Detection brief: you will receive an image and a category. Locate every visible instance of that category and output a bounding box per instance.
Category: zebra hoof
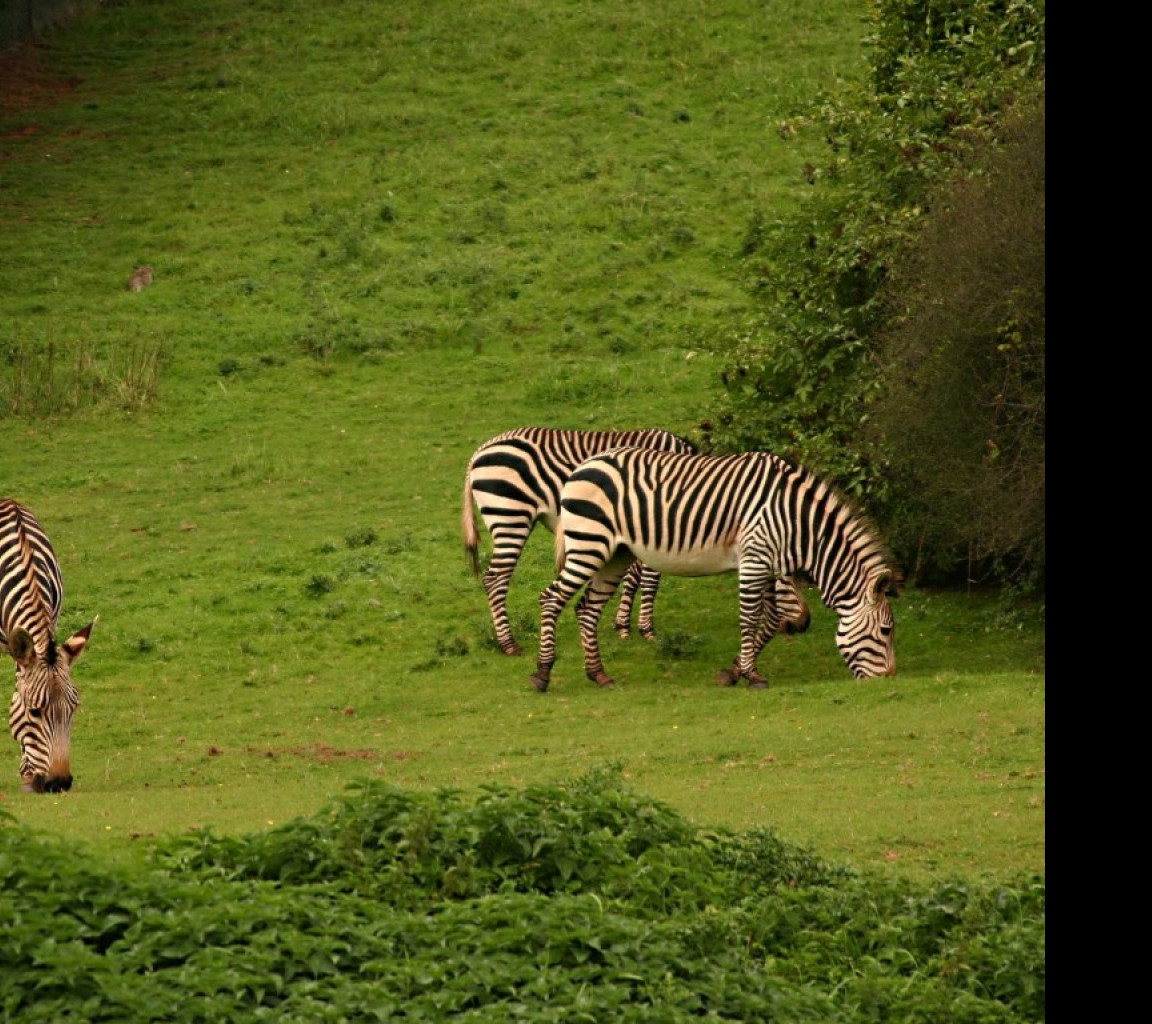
[747,675,770,690]
[715,667,739,687]
[530,672,551,693]
[588,671,615,688]
[640,628,656,642]
[614,625,631,640]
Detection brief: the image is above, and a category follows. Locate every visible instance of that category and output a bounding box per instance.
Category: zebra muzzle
[23,773,73,794]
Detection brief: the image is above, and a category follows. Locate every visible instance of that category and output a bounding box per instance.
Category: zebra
[529,448,899,692]
[462,427,698,656]
[1,498,96,793]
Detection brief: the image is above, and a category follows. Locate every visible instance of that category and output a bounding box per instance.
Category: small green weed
[1,331,164,417]
[435,634,470,658]
[654,629,704,660]
[344,527,377,548]
[304,574,336,597]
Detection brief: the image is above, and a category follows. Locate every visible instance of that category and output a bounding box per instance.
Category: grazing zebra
[1,498,96,793]
[462,427,698,656]
[530,448,899,692]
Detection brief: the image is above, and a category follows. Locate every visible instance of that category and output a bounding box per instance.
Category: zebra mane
[840,507,903,593]
[8,505,55,655]
[792,461,902,593]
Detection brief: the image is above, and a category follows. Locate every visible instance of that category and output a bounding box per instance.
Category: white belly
[626,540,739,577]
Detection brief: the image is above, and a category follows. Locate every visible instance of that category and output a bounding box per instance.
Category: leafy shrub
[870,96,1045,587]
[2,766,1043,1022]
[711,0,1045,585]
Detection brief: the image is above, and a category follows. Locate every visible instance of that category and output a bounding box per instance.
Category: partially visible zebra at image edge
[530,448,900,692]
[462,427,811,657]
[1,498,96,793]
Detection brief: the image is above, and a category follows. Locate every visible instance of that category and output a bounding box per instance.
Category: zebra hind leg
[531,580,575,692]
[577,565,629,687]
[483,568,523,656]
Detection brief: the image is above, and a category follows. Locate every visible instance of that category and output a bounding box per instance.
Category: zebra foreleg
[748,587,785,658]
[716,659,770,689]
[612,562,643,639]
[736,580,808,685]
[635,564,659,641]
[719,570,772,688]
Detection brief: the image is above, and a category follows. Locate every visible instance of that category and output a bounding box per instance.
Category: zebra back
[471,427,695,497]
[462,426,695,573]
[558,447,899,614]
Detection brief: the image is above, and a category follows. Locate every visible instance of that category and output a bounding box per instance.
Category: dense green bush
[711,0,1045,585]
[3,768,1044,1022]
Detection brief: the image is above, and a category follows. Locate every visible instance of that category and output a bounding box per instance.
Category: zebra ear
[870,570,899,601]
[61,617,98,662]
[9,627,36,666]
[871,570,903,600]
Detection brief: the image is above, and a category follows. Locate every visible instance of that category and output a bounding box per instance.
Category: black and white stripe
[462,427,696,655]
[530,449,898,691]
[2,498,95,793]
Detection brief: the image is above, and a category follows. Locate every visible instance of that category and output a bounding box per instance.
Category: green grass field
[1,0,1043,883]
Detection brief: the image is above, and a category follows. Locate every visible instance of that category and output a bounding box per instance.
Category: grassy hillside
[0,0,1043,882]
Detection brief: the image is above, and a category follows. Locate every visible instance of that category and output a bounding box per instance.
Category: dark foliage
[712,0,1045,590]
[871,97,1045,588]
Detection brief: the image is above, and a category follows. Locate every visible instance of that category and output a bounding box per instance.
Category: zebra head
[774,576,812,635]
[6,620,94,794]
[834,570,897,679]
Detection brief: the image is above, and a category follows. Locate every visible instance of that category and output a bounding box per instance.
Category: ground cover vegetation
[3,767,1044,1023]
[1,0,1043,1018]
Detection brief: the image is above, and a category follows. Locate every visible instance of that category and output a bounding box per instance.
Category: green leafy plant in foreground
[2,767,1044,1023]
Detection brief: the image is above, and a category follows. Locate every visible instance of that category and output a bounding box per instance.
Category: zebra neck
[784,517,876,612]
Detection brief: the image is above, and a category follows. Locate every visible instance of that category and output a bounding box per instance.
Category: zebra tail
[554,517,567,574]
[462,470,480,576]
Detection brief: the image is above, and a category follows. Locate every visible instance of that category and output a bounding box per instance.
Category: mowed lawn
[0,0,1043,882]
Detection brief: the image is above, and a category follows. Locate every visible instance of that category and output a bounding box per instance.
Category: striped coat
[462,427,696,655]
[2,499,95,793]
[530,449,899,691]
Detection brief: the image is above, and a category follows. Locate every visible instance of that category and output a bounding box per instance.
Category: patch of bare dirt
[0,43,83,125]
[244,743,423,766]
